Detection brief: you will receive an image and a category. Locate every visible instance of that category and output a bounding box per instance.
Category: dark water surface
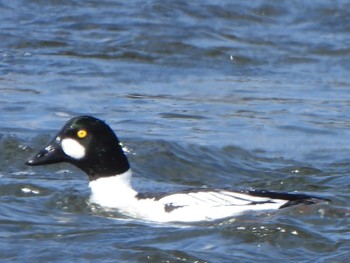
[1,0,349,262]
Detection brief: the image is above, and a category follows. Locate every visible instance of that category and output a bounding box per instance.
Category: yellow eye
[77,129,88,139]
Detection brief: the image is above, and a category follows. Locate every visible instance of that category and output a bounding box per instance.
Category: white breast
[89,170,137,208]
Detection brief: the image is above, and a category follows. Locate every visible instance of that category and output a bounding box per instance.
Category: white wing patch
[133,190,290,222]
[159,190,287,211]
[62,138,86,159]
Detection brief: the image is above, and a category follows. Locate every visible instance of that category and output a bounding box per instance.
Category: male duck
[26,116,328,222]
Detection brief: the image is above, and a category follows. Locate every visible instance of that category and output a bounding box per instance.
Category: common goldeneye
[26,116,328,222]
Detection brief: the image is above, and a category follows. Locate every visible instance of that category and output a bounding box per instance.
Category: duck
[25,116,328,222]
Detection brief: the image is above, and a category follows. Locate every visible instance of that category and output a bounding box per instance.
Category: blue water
[0,1,349,262]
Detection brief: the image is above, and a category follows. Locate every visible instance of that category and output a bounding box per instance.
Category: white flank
[88,169,290,223]
[61,138,86,159]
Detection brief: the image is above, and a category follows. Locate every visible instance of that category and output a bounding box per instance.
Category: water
[0,0,349,262]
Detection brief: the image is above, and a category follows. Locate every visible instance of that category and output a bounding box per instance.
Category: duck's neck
[88,169,137,207]
[73,140,130,181]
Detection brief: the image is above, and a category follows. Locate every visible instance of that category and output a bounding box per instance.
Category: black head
[26,116,130,180]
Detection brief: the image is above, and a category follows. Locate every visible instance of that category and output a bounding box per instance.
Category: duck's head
[26,116,130,180]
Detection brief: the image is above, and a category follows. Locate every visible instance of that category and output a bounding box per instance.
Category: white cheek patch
[61,138,86,159]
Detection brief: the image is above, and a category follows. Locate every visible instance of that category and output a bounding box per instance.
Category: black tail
[244,189,330,209]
